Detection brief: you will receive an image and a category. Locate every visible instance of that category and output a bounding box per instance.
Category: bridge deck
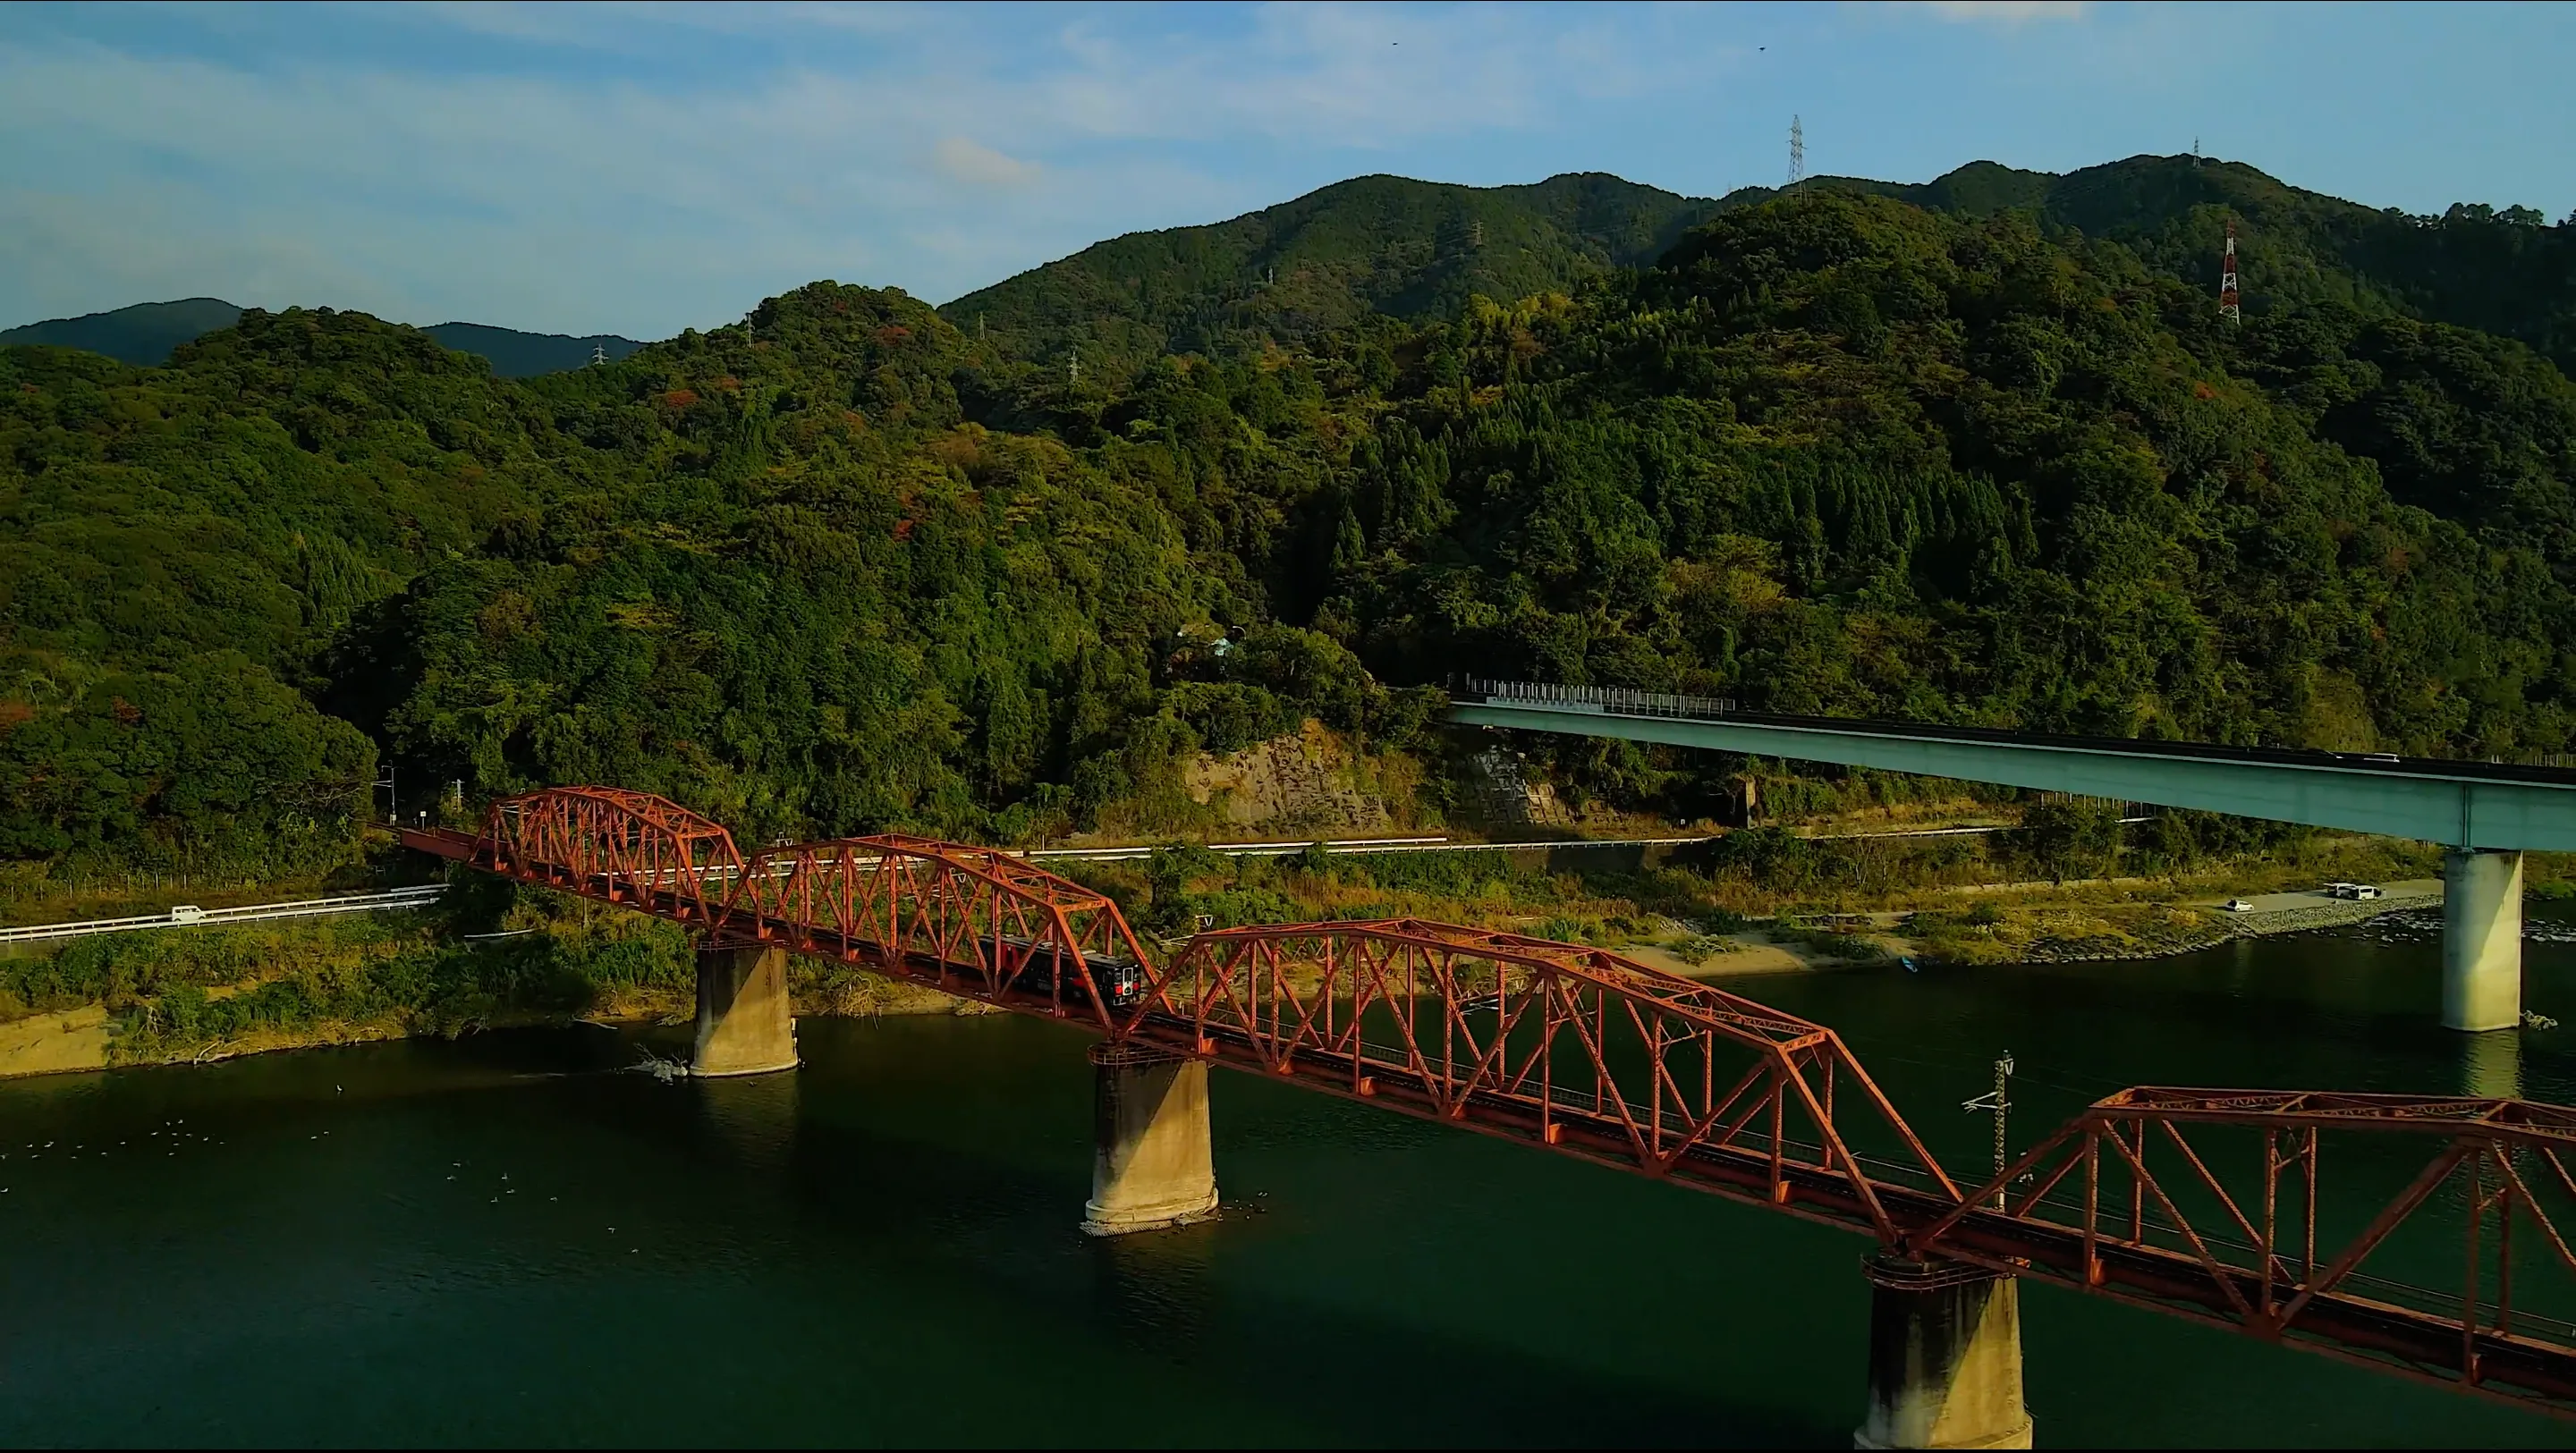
[1451,683,2576,851]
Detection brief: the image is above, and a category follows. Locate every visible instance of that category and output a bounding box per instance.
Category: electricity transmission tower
[2220,220,2241,324]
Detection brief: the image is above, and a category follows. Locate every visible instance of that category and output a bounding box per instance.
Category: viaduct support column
[1082,1042,1218,1236]
[2443,849,2524,1034]
[1854,1254,2032,1450]
[692,942,800,1077]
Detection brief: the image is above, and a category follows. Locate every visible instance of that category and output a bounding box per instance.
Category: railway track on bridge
[400,787,2576,1420]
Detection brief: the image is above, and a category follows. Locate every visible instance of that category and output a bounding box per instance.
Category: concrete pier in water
[2443,849,2525,1033]
[1082,1042,1219,1235]
[1854,1254,2032,1450]
[691,943,801,1077]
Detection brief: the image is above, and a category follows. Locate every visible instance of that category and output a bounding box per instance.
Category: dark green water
[4,908,2574,1448]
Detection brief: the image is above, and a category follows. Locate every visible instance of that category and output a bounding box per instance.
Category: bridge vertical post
[1081,1042,1219,1236]
[692,942,800,1077]
[2442,849,2523,1033]
[1854,1254,2032,1450]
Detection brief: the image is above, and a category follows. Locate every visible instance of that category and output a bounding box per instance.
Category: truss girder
[395,791,2576,1417]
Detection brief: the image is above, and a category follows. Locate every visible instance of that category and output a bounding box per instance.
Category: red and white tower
[2219,220,2241,324]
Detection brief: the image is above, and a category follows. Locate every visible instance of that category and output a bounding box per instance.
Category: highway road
[0,885,446,945]
[2,820,2091,945]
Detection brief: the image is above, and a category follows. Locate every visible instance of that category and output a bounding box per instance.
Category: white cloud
[1919,1,2091,25]
[0,3,1740,334]
[932,136,1041,189]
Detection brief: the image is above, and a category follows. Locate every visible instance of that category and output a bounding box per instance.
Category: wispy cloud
[0,2,1714,334]
[4,1,2567,340]
[1919,1,2090,26]
[933,137,1042,189]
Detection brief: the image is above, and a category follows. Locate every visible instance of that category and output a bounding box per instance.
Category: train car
[984,933,1148,1011]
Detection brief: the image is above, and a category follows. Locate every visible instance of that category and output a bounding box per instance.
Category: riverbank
[0,828,2546,1082]
[0,963,1013,1080]
[1884,879,2446,967]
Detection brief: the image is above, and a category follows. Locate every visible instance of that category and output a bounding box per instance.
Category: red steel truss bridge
[400,786,2576,1418]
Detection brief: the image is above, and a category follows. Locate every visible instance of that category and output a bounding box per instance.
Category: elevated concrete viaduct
[1451,681,2576,1033]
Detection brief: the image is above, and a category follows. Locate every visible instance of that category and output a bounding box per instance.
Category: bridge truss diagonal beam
[398,788,2576,1418]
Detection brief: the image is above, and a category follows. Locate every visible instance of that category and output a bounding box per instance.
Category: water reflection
[0,909,2571,1448]
[2462,1029,2526,1100]
[691,1068,800,1171]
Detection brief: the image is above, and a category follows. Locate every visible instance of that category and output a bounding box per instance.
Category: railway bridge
[402,787,2576,1448]
[1452,680,2576,1035]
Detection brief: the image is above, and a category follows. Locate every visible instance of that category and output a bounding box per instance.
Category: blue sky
[4,1,2571,340]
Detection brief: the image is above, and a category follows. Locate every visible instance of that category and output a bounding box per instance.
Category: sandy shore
[1623,930,1885,980]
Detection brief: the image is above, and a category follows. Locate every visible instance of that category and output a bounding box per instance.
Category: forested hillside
[1719,156,2576,376]
[941,172,1725,380]
[0,291,1419,875]
[953,155,2576,382]
[0,299,245,371]
[1328,198,2573,758]
[6,174,2575,887]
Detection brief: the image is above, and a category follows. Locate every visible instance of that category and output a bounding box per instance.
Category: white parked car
[2224,899,2256,913]
[2352,884,2383,900]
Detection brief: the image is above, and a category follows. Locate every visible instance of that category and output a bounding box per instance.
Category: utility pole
[589,342,606,367]
[2220,219,2241,324]
[1069,346,1080,385]
[1789,114,1805,197]
[374,767,396,824]
[1963,1052,2015,1209]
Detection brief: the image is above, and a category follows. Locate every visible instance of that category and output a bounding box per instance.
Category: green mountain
[2017,155,2576,375]
[5,165,2575,884]
[0,298,242,370]
[952,155,2576,380]
[940,172,1730,378]
[938,164,2071,377]
[416,322,648,377]
[0,299,647,376]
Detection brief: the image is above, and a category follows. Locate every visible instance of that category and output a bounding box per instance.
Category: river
[4,906,2573,1447]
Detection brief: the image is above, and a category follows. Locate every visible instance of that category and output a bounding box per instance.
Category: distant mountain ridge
[945,155,2576,379]
[13,153,2572,386]
[0,299,242,372]
[0,299,648,377]
[939,172,1725,377]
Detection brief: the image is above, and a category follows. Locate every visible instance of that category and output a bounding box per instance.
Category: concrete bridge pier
[1854,1254,2032,1450]
[1082,1042,1219,1236]
[692,942,801,1077]
[2443,849,2524,1034]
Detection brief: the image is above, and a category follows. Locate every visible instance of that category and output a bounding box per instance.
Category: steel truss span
[400,788,2576,1418]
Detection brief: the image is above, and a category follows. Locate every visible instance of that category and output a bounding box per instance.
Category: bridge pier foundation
[2443,849,2523,1033]
[1854,1254,2032,1450]
[1082,1043,1218,1236]
[691,943,800,1077]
